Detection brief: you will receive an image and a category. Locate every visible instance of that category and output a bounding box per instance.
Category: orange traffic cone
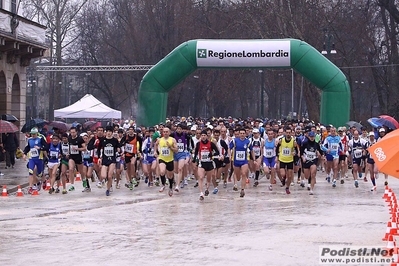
[75,172,82,182]
[391,218,399,236]
[383,186,390,199]
[31,189,39,196]
[386,189,395,202]
[1,185,8,197]
[383,222,393,241]
[16,185,23,197]
[44,179,51,190]
[386,235,396,256]
[392,247,399,265]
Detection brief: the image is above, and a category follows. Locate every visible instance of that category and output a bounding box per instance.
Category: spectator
[2,132,19,169]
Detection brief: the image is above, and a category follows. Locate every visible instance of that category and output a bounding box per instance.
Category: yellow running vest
[158,137,175,162]
[278,137,295,163]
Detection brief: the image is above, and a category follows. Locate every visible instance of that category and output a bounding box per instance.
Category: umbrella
[368,129,399,178]
[0,120,19,133]
[367,117,382,128]
[49,121,71,132]
[83,121,98,130]
[346,121,363,131]
[21,118,48,133]
[376,115,399,129]
[1,114,18,122]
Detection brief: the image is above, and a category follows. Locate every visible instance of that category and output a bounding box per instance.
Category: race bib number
[282,148,291,156]
[148,149,154,157]
[253,147,260,157]
[116,156,120,162]
[200,151,211,162]
[125,144,134,153]
[83,150,91,159]
[49,151,58,158]
[330,143,339,151]
[177,143,185,153]
[93,148,98,158]
[265,149,274,158]
[70,145,79,154]
[104,146,114,157]
[30,148,39,158]
[62,146,69,155]
[354,149,363,158]
[306,152,316,161]
[161,147,170,157]
[236,151,245,161]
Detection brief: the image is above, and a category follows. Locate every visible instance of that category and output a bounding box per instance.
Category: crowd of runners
[22,117,391,200]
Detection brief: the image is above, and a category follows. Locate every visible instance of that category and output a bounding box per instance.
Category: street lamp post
[321,28,337,59]
[259,70,264,118]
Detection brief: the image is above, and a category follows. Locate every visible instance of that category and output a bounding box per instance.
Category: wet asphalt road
[0,172,393,266]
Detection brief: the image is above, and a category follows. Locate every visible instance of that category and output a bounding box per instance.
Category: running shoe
[268,184,273,191]
[355,180,359,188]
[290,181,294,186]
[385,180,388,186]
[205,189,209,196]
[145,176,149,184]
[132,179,138,187]
[110,187,113,192]
[42,181,46,190]
[159,186,165,192]
[300,180,305,188]
[68,185,75,192]
[174,187,180,193]
[223,182,227,188]
[49,187,55,194]
[213,187,218,194]
[246,178,249,184]
[307,184,310,191]
[253,181,259,187]
[327,176,331,183]
[332,179,336,188]
[194,182,199,188]
[297,178,301,184]
[285,187,291,194]
[371,186,377,191]
[149,182,154,187]
[106,190,110,196]
[97,182,103,188]
[183,179,188,186]
[240,189,245,198]
[82,179,87,188]
[345,174,348,178]
[62,189,68,194]
[340,179,344,184]
[180,182,184,189]
[233,184,238,191]
[116,183,121,189]
[272,179,276,184]
[55,188,60,193]
[199,192,204,201]
[309,190,314,195]
[129,182,134,191]
[359,172,363,178]
[36,182,41,191]
[82,187,91,192]
[168,188,173,197]
[28,187,33,194]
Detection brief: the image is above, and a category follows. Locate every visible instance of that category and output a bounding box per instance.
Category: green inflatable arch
[137,39,350,127]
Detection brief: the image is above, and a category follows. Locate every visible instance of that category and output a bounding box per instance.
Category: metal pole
[291,69,294,117]
[259,70,264,118]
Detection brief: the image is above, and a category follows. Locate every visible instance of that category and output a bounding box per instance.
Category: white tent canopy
[54,94,122,119]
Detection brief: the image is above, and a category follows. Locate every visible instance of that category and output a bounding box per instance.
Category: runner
[321,127,343,187]
[300,131,322,195]
[67,127,86,192]
[219,126,232,188]
[377,127,389,185]
[97,126,121,196]
[154,127,178,196]
[47,134,61,194]
[173,124,192,192]
[191,128,202,188]
[249,128,263,188]
[59,133,70,194]
[23,127,48,194]
[211,129,229,194]
[81,132,93,192]
[276,126,296,194]
[142,127,157,187]
[337,127,349,183]
[347,130,367,188]
[365,131,377,191]
[122,126,142,189]
[262,128,278,191]
[229,128,252,197]
[193,130,221,200]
